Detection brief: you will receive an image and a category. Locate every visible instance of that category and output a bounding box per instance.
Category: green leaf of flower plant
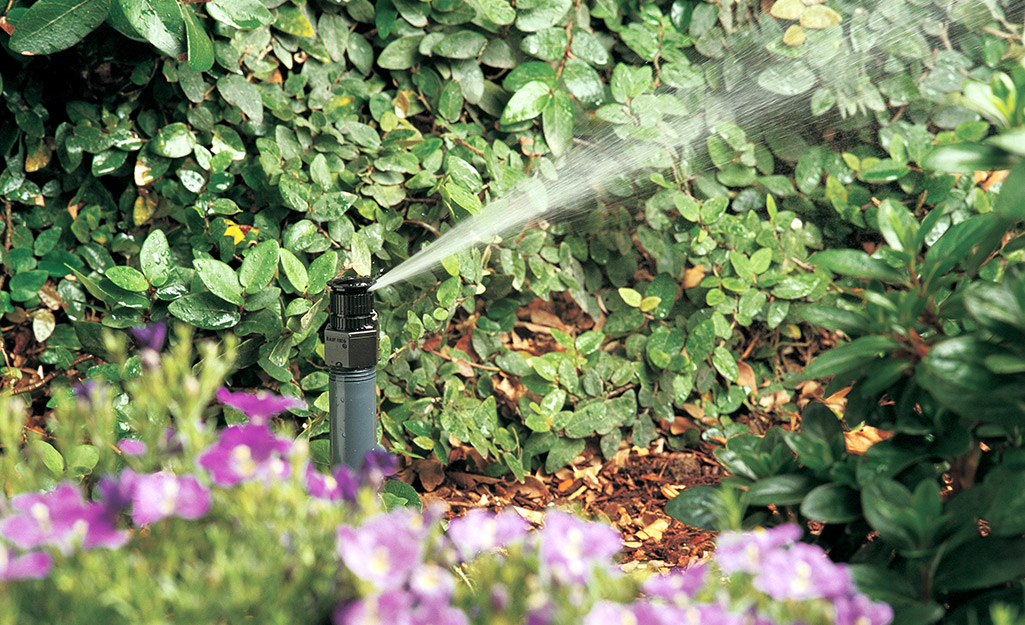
[809,249,904,284]
[542,90,573,157]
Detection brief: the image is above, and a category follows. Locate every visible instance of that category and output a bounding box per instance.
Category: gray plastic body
[329,366,378,468]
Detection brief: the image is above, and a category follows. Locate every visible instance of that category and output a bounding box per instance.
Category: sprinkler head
[325,278,378,370]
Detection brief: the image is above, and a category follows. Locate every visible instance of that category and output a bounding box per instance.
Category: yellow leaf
[25,140,51,172]
[135,159,154,186]
[800,5,842,29]
[224,222,247,245]
[783,24,806,46]
[639,296,661,312]
[134,195,156,226]
[770,0,806,20]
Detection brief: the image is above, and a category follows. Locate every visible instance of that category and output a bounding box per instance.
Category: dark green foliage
[668,62,1025,625]
[0,0,1017,484]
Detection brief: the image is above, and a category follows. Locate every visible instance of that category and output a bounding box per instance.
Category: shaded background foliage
[0,0,1018,479]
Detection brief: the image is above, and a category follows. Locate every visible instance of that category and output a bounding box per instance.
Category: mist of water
[371,0,999,292]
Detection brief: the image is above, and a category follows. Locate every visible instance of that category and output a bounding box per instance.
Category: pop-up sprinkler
[324,278,379,468]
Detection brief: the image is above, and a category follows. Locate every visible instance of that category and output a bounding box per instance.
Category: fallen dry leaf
[736,360,756,389]
[683,265,706,289]
[411,457,446,492]
[845,426,892,454]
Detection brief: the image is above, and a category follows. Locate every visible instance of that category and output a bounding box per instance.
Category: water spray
[324,278,379,468]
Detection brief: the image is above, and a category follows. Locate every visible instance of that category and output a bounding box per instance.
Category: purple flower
[411,600,469,625]
[98,470,138,518]
[584,601,636,625]
[198,424,292,486]
[334,590,415,625]
[0,546,51,581]
[131,471,211,525]
[447,508,530,561]
[359,449,398,489]
[72,378,106,409]
[336,509,426,590]
[643,562,708,603]
[131,321,167,352]
[305,463,359,502]
[633,601,688,625]
[118,439,147,456]
[217,387,306,425]
[409,564,456,602]
[0,483,128,554]
[834,593,894,625]
[754,542,851,601]
[538,510,622,585]
[715,524,802,575]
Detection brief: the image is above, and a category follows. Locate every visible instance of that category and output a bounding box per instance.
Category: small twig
[423,348,500,372]
[452,136,485,158]
[406,219,441,236]
[12,355,94,395]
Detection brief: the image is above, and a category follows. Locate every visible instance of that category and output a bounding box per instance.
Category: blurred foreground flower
[198,424,292,486]
[306,463,359,502]
[130,471,211,525]
[447,508,529,561]
[0,483,128,554]
[0,545,51,581]
[130,321,167,352]
[337,508,426,591]
[538,510,622,585]
[217,387,306,425]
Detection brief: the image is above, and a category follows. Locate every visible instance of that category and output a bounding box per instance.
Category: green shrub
[669,55,1025,625]
[0,0,1016,479]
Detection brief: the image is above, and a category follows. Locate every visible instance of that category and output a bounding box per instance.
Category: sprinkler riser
[325,278,379,468]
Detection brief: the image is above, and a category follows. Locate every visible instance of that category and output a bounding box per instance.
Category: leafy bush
[0,0,1017,478]
[669,55,1025,625]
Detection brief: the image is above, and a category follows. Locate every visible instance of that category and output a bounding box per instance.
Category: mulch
[397,437,722,572]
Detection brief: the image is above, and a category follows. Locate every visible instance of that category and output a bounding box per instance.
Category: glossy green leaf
[207,0,273,29]
[542,90,573,157]
[168,293,241,330]
[665,485,722,530]
[434,30,487,58]
[516,0,571,32]
[274,4,315,36]
[744,474,817,506]
[105,266,149,292]
[113,0,185,58]
[150,123,195,158]
[193,258,244,306]
[9,0,110,55]
[217,75,263,125]
[803,335,900,379]
[240,240,279,292]
[378,35,423,69]
[801,483,861,523]
[810,249,904,284]
[139,228,170,287]
[500,81,551,124]
[278,248,309,293]
[180,3,213,72]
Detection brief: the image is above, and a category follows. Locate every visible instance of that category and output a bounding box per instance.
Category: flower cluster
[0,385,379,589]
[335,507,469,625]
[590,524,893,625]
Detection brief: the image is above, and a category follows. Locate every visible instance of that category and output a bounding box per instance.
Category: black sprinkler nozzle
[325,278,379,468]
[325,278,378,370]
